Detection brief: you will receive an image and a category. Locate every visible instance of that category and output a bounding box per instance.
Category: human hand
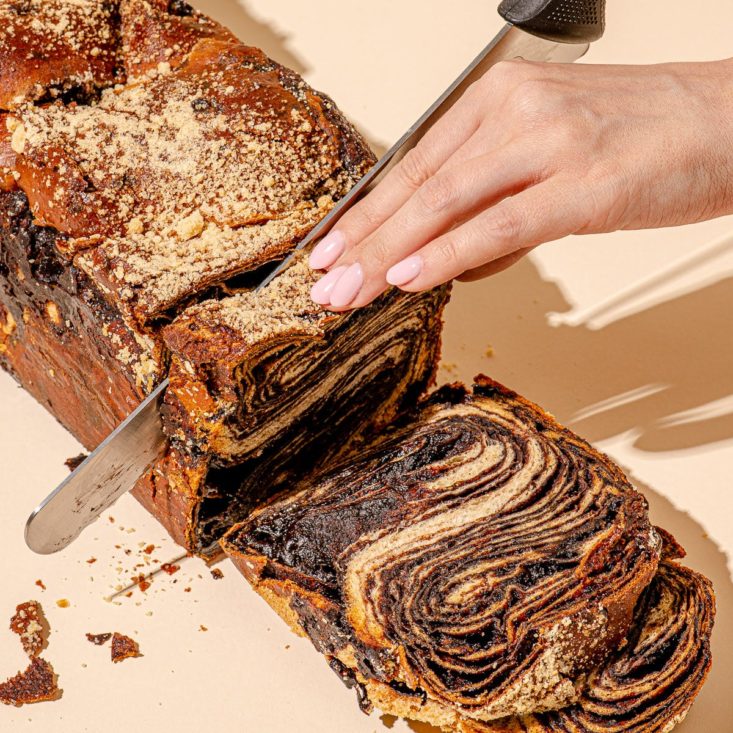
[308,58,733,310]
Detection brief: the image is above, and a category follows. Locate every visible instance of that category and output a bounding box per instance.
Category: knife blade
[25,25,589,554]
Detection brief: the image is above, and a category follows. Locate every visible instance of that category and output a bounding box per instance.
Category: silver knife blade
[25,25,589,554]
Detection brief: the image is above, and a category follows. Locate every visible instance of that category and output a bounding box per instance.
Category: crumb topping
[0,0,121,110]
[12,39,363,321]
[17,40,346,245]
[164,254,338,359]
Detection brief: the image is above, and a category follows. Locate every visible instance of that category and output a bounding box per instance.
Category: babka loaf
[0,0,450,552]
[223,377,672,727]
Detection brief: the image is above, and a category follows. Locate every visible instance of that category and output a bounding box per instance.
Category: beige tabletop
[2,1,732,731]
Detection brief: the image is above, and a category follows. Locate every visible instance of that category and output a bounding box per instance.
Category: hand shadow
[441,252,733,452]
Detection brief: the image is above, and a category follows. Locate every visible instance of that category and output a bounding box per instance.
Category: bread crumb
[175,209,204,241]
[111,633,141,663]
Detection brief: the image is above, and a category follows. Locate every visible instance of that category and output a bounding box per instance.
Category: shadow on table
[441,244,733,453]
[204,0,308,74]
[202,0,389,158]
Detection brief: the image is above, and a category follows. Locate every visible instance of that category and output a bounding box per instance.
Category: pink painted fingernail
[310,265,348,305]
[329,263,364,308]
[309,230,346,270]
[386,255,423,286]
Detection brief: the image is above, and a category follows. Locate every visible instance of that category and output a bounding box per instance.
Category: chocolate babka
[1,3,715,729]
[223,378,715,730]
[0,0,449,552]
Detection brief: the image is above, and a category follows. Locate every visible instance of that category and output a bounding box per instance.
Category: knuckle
[365,237,394,269]
[416,173,458,214]
[345,197,381,233]
[398,147,433,191]
[507,79,568,132]
[485,60,531,90]
[483,206,523,246]
[434,234,461,266]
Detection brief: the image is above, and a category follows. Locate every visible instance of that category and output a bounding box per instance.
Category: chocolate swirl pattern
[223,378,662,726]
[161,257,450,547]
[467,543,715,733]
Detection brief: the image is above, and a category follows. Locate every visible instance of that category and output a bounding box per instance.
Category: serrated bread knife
[25,0,606,554]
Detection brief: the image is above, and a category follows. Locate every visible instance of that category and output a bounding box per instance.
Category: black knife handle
[498,0,606,44]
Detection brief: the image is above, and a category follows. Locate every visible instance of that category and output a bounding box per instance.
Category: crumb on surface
[86,633,112,646]
[55,599,69,609]
[10,601,48,657]
[64,453,88,471]
[34,580,46,591]
[111,633,141,663]
[0,658,60,707]
[161,563,180,575]
[210,568,224,580]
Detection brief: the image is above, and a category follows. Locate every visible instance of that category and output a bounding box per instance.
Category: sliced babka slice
[145,257,450,551]
[464,533,715,733]
[222,377,661,727]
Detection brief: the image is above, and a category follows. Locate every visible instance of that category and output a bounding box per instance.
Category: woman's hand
[308,58,733,309]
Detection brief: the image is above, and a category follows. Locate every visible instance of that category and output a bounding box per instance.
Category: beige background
[2,1,732,731]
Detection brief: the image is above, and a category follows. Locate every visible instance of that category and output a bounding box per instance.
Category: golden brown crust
[120,0,236,82]
[10,37,374,323]
[0,0,122,111]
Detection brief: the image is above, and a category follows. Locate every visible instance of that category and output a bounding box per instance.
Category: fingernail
[310,266,348,305]
[329,263,364,308]
[386,255,423,286]
[309,230,345,270]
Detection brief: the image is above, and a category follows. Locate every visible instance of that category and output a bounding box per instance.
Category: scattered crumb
[34,580,46,592]
[85,633,112,647]
[10,602,48,657]
[199,625,208,632]
[485,345,495,358]
[210,569,224,580]
[64,453,88,472]
[132,574,151,593]
[143,544,155,555]
[111,633,141,663]
[0,658,60,707]
[161,563,180,575]
[184,587,191,593]
[86,558,97,565]
[55,600,69,609]
[108,517,115,523]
